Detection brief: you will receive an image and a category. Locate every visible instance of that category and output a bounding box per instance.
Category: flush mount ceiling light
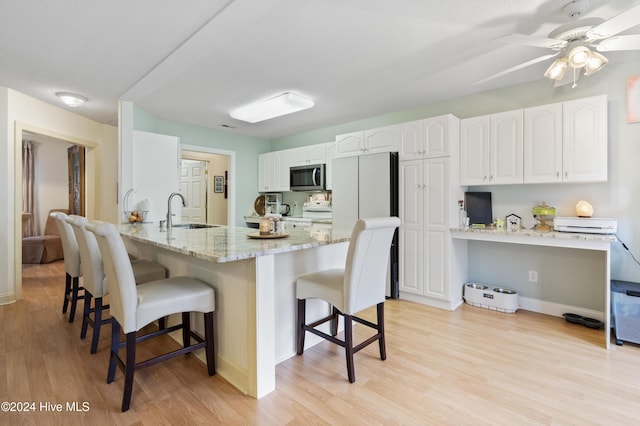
[229,92,314,123]
[56,92,88,108]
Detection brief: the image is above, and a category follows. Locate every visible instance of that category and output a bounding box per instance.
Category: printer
[553,217,617,234]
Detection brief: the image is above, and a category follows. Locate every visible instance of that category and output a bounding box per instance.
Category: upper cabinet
[460,109,523,185]
[399,115,457,161]
[524,95,607,184]
[561,95,608,183]
[335,124,399,157]
[463,95,607,186]
[291,144,326,165]
[258,150,292,192]
[325,142,337,190]
[523,102,562,183]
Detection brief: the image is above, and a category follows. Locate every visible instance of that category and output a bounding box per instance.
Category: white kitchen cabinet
[335,124,399,158]
[562,95,607,182]
[399,158,453,302]
[292,144,326,165]
[524,102,563,183]
[258,150,291,192]
[399,115,458,161]
[524,95,607,183]
[460,110,523,185]
[335,131,364,157]
[325,142,336,190]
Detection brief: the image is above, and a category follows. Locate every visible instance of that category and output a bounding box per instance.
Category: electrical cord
[616,234,640,267]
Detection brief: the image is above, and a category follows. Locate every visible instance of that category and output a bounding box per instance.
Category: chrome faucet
[166,192,187,230]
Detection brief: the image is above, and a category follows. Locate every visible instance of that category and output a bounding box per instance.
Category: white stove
[302,200,332,220]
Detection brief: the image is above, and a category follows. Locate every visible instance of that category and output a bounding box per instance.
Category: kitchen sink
[172,223,219,229]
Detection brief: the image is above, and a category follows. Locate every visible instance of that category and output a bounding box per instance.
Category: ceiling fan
[477,0,640,87]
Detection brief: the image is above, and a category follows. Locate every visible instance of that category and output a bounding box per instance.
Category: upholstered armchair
[22,208,68,264]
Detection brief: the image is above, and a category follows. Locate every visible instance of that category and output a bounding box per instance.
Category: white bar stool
[86,220,216,412]
[296,217,400,383]
[50,211,83,322]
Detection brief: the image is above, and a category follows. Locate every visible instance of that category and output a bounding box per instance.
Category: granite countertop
[450,227,617,243]
[118,223,350,263]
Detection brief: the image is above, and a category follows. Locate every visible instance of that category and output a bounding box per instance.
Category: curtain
[22,139,39,236]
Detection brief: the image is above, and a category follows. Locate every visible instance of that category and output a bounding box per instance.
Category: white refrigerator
[332,152,399,298]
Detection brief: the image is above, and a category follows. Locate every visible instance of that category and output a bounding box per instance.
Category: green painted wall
[133,105,271,227]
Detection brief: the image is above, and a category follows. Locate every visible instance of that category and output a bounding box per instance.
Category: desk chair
[66,216,168,354]
[50,211,83,322]
[296,217,400,383]
[86,221,216,412]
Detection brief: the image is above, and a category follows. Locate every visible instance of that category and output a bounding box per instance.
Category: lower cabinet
[399,158,465,310]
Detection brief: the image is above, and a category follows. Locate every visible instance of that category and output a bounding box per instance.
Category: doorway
[181,147,231,226]
[15,123,99,300]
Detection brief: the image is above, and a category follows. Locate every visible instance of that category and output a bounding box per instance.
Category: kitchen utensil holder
[463,283,519,313]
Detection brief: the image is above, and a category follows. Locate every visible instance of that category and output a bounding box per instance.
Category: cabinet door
[490,110,523,184]
[423,115,451,158]
[258,153,271,192]
[335,131,364,157]
[562,95,607,182]
[275,149,292,191]
[424,158,448,229]
[398,120,423,161]
[325,142,336,190]
[424,158,448,300]
[424,229,448,300]
[399,160,424,295]
[364,125,399,154]
[460,116,490,185]
[524,103,562,183]
[293,145,326,165]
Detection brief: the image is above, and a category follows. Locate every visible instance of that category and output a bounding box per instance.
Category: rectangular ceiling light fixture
[230,92,314,123]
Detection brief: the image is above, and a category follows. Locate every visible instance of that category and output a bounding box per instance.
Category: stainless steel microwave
[290,164,325,191]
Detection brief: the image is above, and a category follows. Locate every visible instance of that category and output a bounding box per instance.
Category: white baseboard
[518,296,604,321]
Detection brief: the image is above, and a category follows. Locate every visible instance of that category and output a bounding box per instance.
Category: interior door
[180,159,207,223]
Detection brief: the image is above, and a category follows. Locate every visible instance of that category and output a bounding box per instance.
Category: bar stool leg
[121,332,137,412]
[91,297,104,354]
[62,273,71,314]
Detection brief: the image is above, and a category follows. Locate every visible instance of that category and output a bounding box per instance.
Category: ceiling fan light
[230,92,314,123]
[544,58,568,80]
[568,46,591,68]
[584,51,608,76]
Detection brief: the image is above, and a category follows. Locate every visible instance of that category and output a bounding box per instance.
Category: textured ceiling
[1,0,638,139]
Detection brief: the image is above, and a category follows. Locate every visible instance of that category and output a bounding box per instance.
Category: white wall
[1,88,118,304]
[33,139,70,230]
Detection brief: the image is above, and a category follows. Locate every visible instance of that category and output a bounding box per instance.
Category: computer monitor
[465,191,493,226]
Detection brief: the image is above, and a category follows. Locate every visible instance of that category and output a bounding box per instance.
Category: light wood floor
[2,261,640,425]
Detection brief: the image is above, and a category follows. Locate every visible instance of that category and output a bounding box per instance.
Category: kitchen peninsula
[118,223,352,398]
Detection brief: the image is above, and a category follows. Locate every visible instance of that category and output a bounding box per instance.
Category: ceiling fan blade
[596,34,640,51]
[587,3,640,39]
[493,33,567,49]
[475,53,560,85]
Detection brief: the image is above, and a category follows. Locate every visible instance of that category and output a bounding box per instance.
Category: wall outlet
[528,270,538,283]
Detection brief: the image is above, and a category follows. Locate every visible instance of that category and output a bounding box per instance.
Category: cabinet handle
[565,171,568,178]
[556,172,560,178]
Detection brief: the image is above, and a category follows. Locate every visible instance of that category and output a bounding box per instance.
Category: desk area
[451,228,616,349]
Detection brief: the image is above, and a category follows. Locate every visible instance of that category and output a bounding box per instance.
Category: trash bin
[611,280,640,346]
